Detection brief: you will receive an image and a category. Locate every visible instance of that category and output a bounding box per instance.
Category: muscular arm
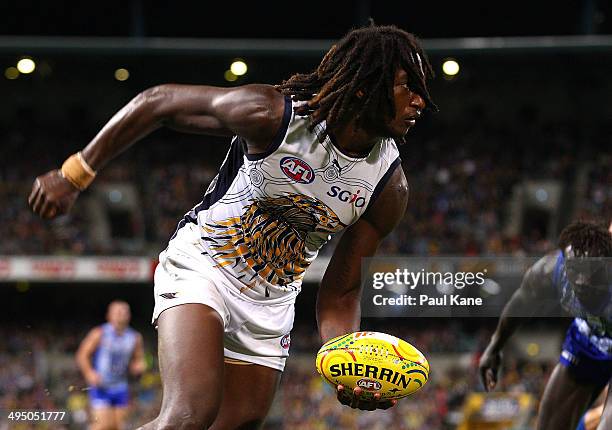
[29,84,285,218]
[480,254,558,390]
[82,84,286,170]
[75,326,103,386]
[317,164,409,342]
[487,256,557,352]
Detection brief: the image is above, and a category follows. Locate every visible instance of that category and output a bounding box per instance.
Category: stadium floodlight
[4,66,19,79]
[114,68,130,81]
[442,59,460,76]
[230,59,247,76]
[224,69,238,82]
[16,57,35,74]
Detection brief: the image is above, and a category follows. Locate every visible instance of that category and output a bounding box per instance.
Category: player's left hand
[336,384,397,411]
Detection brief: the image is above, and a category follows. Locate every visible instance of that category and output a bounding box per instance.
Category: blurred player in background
[479,220,612,430]
[29,23,436,429]
[76,300,146,430]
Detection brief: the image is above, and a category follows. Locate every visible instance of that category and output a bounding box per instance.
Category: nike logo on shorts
[159,292,179,299]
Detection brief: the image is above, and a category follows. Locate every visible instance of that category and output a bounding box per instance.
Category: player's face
[386,69,426,141]
[564,247,612,314]
[107,302,131,328]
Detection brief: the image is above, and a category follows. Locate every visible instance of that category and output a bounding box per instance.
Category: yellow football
[315,331,429,400]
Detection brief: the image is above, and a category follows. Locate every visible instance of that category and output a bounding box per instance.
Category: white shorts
[152,223,295,371]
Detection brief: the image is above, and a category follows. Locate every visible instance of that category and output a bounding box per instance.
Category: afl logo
[356,378,382,391]
[280,157,315,184]
[280,334,291,349]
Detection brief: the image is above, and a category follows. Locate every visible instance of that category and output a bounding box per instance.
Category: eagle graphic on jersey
[202,193,345,289]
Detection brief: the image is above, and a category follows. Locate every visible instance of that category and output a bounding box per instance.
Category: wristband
[60,152,96,191]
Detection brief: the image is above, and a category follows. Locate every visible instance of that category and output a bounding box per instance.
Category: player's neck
[330,124,380,158]
[110,323,127,334]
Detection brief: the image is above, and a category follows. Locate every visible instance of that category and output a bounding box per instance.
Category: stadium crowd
[0,324,161,429]
[276,353,552,430]
[0,321,559,429]
[2,114,609,257]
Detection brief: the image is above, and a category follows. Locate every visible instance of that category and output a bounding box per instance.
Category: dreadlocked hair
[558,220,612,257]
[276,24,437,142]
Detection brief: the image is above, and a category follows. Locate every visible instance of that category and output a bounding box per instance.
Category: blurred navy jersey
[93,323,137,390]
[553,251,612,385]
[560,319,612,386]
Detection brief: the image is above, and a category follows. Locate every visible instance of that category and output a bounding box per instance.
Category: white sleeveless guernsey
[173,96,401,303]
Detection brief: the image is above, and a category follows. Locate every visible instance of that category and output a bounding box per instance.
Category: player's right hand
[85,370,102,387]
[28,170,80,219]
[336,384,397,411]
[478,347,502,392]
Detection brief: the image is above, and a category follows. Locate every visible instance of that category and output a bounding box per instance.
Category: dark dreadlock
[276,24,437,142]
[558,220,612,257]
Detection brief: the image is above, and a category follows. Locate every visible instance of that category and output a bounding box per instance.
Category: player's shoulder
[532,250,560,272]
[127,326,143,338]
[388,161,408,196]
[361,162,408,236]
[86,325,105,342]
[375,158,408,209]
[527,250,560,285]
[229,84,288,139]
[232,84,286,110]
[98,323,111,334]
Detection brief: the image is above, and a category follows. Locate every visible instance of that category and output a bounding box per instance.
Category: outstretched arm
[28,84,285,218]
[317,164,408,342]
[81,84,286,170]
[479,255,557,391]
